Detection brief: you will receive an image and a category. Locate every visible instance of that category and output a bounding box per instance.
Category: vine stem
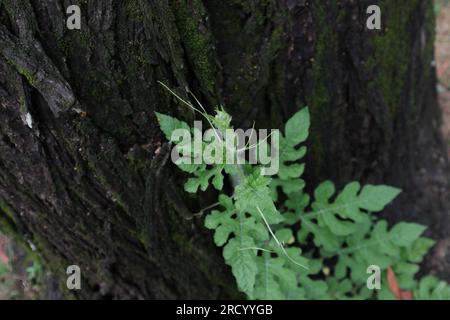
[160,82,308,271]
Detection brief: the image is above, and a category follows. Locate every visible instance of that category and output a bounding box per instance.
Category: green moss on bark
[171,0,217,95]
[308,0,338,176]
[367,0,420,114]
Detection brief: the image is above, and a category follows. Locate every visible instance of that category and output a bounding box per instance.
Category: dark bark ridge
[0,0,448,299]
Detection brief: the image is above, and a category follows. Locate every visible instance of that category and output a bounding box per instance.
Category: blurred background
[0,0,449,300]
[436,0,450,159]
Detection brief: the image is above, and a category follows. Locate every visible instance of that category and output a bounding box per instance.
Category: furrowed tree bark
[0,0,448,299]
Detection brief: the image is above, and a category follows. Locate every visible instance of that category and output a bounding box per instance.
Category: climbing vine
[156,85,450,300]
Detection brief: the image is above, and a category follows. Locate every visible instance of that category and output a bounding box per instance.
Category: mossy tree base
[0,0,448,299]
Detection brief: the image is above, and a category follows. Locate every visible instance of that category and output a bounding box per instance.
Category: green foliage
[25,261,43,281]
[155,111,226,192]
[155,112,190,141]
[270,108,309,199]
[156,99,450,300]
[0,263,8,277]
[414,276,450,299]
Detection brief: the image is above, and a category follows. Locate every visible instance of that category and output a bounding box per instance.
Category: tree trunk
[0,0,448,299]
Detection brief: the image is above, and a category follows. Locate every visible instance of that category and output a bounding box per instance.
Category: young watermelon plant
[155,84,450,300]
